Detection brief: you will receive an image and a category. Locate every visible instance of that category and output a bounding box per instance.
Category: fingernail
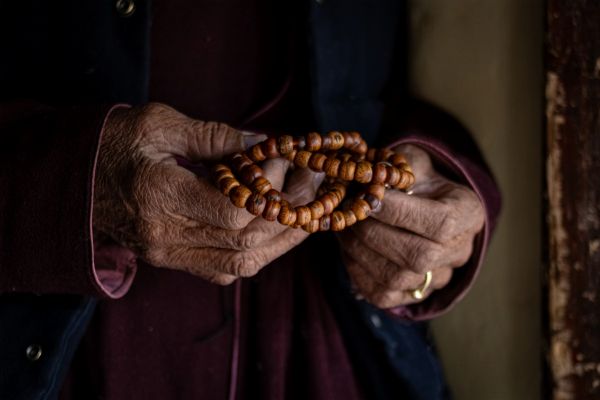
[242,132,268,148]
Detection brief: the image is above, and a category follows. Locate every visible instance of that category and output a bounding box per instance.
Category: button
[25,344,42,361]
[115,0,136,17]
[370,313,382,328]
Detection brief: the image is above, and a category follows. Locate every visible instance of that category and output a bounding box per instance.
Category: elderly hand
[338,144,485,309]
[93,103,319,285]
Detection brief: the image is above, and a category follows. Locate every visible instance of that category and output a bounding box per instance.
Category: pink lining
[89,104,138,299]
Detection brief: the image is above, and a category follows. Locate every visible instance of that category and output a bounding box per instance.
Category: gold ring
[411,271,433,300]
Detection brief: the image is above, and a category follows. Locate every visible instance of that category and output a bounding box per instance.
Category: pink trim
[228,279,242,400]
[89,104,138,299]
[386,136,491,320]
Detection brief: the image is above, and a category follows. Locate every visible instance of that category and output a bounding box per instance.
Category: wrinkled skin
[338,144,485,309]
[94,103,484,306]
[93,103,320,285]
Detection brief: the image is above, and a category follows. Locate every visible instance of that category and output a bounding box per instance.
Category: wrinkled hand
[339,144,485,308]
[94,103,319,284]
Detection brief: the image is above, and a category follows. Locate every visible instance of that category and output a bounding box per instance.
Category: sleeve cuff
[89,104,137,299]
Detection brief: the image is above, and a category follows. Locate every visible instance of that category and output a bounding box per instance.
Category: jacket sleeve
[0,101,136,298]
[380,99,502,320]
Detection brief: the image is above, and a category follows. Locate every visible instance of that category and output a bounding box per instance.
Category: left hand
[338,144,485,309]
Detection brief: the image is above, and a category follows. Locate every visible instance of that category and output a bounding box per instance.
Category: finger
[352,219,443,275]
[148,163,257,230]
[137,103,267,161]
[367,267,454,309]
[371,189,454,242]
[340,231,427,290]
[283,167,325,205]
[153,227,309,279]
[373,181,485,244]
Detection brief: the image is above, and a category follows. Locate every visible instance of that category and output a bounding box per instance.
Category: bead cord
[212,131,414,232]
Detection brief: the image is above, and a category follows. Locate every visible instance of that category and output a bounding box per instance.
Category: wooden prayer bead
[219,177,240,196]
[350,131,361,144]
[294,136,306,150]
[354,161,373,183]
[241,164,263,185]
[366,184,385,200]
[262,137,280,158]
[343,210,357,227]
[295,206,312,226]
[386,166,401,186]
[330,211,346,231]
[351,199,371,221]
[263,200,281,221]
[354,140,368,155]
[250,177,272,195]
[372,163,388,184]
[230,185,252,208]
[390,153,407,166]
[265,189,282,202]
[396,171,414,189]
[308,201,325,220]
[342,132,357,148]
[294,151,312,168]
[318,215,331,231]
[320,194,336,215]
[277,202,295,225]
[323,157,341,178]
[249,144,267,162]
[308,153,327,172]
[376,149,394,162]
[302,219,320,233]
[339,161,356,181]
[306,132,322,151]
[363,193,380,211]
[213,164,230,174]
[366,148,376,162]
[277,135,294,155]
[246,193,266,216]
[339,153,352,162]
[321,134,332,149]
[215,168,234,183]
[325,131,344,150]
[231,154,253,172]
[286,149,297,163]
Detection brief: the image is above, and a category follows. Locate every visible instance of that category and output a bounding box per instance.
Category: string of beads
[211,131,414,233]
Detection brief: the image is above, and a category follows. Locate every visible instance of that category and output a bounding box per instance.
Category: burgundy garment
[63,1,363,399]
[0,101,135,297]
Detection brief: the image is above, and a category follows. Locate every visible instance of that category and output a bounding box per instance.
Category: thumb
[283,168,325,206]
[185,122,267,161]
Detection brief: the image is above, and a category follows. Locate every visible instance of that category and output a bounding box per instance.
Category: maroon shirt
[0,1,500,399]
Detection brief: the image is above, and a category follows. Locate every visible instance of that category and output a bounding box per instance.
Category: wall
[408,1,543,399]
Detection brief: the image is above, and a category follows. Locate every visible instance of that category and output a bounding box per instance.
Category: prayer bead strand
[212,131,414,232]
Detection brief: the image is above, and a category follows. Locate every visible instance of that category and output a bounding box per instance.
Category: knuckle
[237,231,262,251]
[371,291,394,309]
[436,207,458,242]
[227,253,261,278]
[210,274,237,286]
[410,243,439,274]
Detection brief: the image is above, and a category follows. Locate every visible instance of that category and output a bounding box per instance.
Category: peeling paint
[589,239,600,256]
[546,71,575,398]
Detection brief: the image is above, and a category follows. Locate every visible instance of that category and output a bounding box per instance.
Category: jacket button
[25,344,43,361]
[115,0,136,17]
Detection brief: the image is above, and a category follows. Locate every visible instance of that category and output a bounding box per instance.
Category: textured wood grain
[546,2,600,398]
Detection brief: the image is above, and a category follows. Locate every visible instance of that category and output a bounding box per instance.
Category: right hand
[93,103,319,284]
